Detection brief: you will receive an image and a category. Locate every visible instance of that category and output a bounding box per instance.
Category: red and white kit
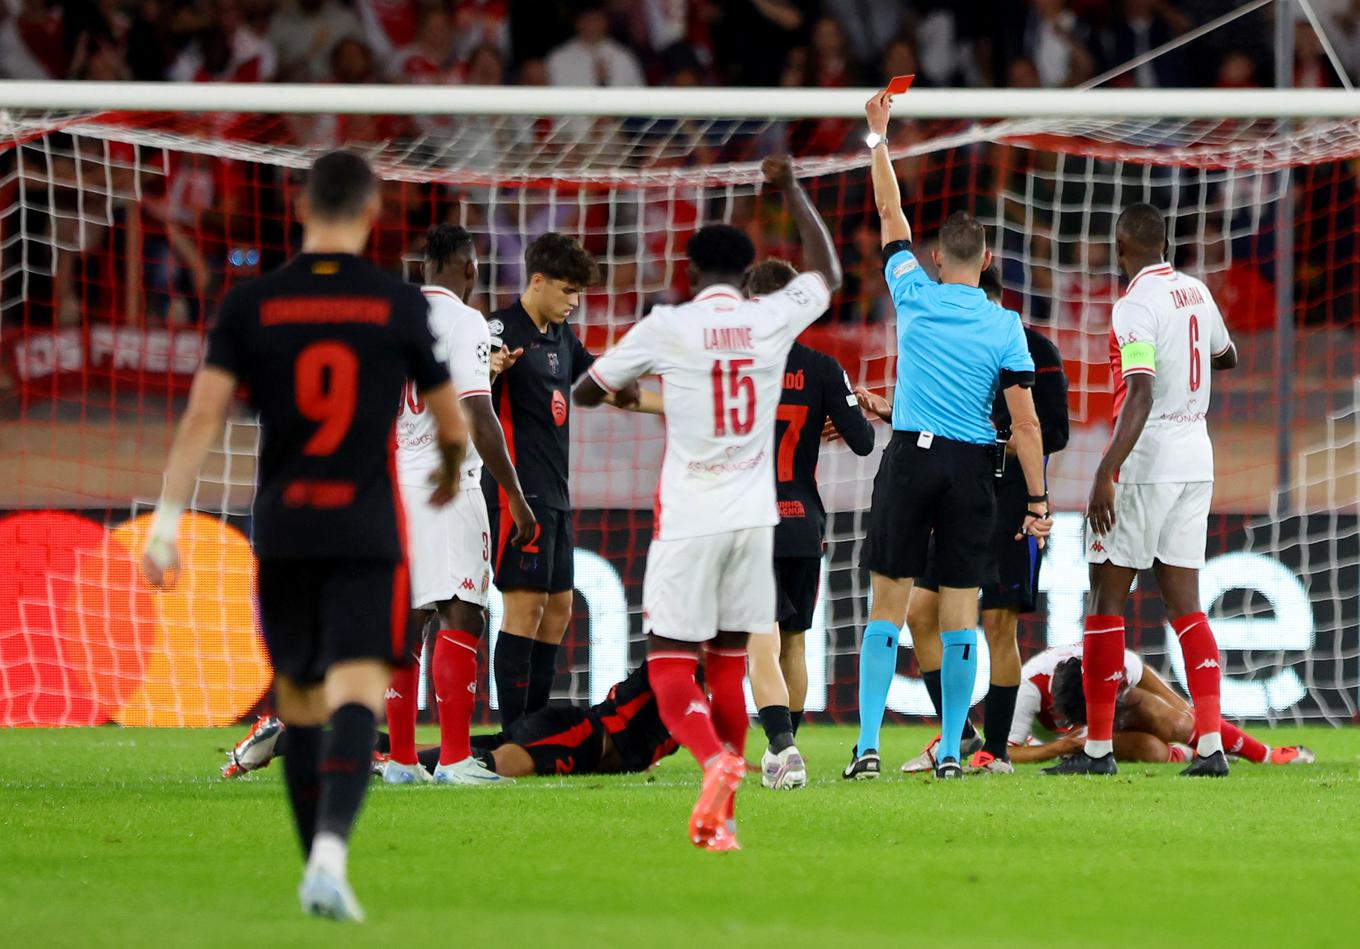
[1008,644,1144,745]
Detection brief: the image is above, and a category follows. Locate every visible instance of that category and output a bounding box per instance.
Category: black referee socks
[983,684,1019,760]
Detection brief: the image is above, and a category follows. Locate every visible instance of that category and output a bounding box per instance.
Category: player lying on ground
[386,223,536,788]
[141,150,469,923]
[224,664,680,780]
[742,258,875,790]
[867,265,1069,776]
[1053,203,1239,778]
[573,154,842,850]
[995,646,1315,766]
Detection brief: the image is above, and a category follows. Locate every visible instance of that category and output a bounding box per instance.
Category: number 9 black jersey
[203,253,450,562]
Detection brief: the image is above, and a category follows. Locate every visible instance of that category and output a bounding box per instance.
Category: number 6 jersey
[587,274,830,541]
[1109,263,1233,484]
[203,253,449,561]
[395,286,492,487]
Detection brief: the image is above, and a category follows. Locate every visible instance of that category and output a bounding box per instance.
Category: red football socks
[704,648,749,758]
[1082,614,1126,748]
[434,629,480,765]
[648,653,723,766]
[1173,612,1223,751]
[1210,720,1268,764]
[385,661,420,766]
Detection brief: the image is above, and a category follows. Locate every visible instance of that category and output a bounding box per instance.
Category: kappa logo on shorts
[460,578,476,591]
[1090,540,1106,553]
[892,257,919,279]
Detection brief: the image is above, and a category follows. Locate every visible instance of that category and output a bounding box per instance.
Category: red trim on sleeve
[1121,367,1156,377]
[458,388,492,399]
[588,365,620,393]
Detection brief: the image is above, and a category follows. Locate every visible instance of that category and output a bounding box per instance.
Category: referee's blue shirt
[885,242,1034,445]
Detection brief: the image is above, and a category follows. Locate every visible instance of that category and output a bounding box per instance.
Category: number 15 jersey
[1110,264,1232,484]
[588,274,831,541]
[204,253,449,562]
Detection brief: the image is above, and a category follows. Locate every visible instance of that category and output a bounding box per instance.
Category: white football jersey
[395,286,492,486]
[589,273,831,541]
[1008,645,1144,745]
[1109,264,1232,483]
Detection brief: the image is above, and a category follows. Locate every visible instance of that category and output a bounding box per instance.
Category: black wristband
[1027,509,1049,520]
[1027,493,1049,504]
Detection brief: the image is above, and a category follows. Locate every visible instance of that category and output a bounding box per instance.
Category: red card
[886,74,915,95]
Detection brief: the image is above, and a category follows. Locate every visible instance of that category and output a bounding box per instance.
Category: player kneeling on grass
[742,259,874,790]
[225,664,682,780]
[386,224,536,788]
[573,155,842,851]
[1000,646,1314,766]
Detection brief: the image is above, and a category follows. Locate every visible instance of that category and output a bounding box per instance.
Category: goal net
[1,86,1355,727]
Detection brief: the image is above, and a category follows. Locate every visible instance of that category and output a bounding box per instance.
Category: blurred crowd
[3,0,1355,92]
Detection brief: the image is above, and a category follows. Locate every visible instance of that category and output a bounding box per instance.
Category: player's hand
[613,379,642,410]
[490,346,523,379]
[821,417,840,442]
[508,496,538,548]
[1017,510,1052,549]
[1087,473,1117,536]
[428,466,462,507]
[761,154,796,190]
[1057,731,1085,753]
[865,89,893,136]
[140,540,181,591]
[854,386,891,421]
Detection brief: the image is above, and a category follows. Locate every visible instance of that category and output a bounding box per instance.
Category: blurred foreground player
[1050,203,1238,777]
[742,259,874,789]
[386,225,535,787]
[898,265,1069,775]
[142,151,468,922]
[574,154,842,850]
[1006,646,1314,767]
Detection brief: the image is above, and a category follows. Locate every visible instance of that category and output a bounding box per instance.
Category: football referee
[845,89,1054,781]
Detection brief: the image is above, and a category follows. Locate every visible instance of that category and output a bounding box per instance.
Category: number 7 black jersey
[774,342,875,557]
[203,253,450,561]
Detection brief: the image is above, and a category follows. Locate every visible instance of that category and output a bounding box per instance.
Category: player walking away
[140,151,468,922]
[848,88,1053,782]
[1004,646,1315,767]
[896,265,1070,775]
[741,258,874,790]
[384,224,536,788]
[573,155,842,850]
[484,233,655,731]
[225,664,683,780]
[1045,203,1239,778]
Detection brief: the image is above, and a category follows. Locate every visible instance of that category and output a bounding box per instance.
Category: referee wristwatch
[865,131,887,150]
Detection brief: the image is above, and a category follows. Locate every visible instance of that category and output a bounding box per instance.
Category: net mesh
[1,104,1356,726]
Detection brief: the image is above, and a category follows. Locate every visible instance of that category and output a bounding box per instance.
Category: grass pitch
[2,724,1357,948]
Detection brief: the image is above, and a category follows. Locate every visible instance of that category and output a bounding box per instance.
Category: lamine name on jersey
[1109,264,1231,484]
[396,286,492,484]
[589,274,831,541]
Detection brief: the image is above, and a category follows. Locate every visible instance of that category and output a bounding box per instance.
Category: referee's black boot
[1041,751,1118,776]
[841,747,880,780]
[1179,750,1230,777]
[933,758,963,780]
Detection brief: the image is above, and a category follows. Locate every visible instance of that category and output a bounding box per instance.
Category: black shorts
[502,705,604,775]
[488,502,574,594]
[862,430,996,588]
[256,558,411,686]
[775,556,821,632]
[917,478,1045,612]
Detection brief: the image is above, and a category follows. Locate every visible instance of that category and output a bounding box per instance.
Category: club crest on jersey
[547,352,561,376]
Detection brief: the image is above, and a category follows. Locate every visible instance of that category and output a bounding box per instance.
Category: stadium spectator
[546,2,644,87]
[168,4,276,84]
[0,0,68,79]
[393,4,460,85]
[878,35,924,88]
[914,0,982,87]
[1214,48,1259,87]
[1189,222,1277,332]
[1094,0,1191,88]
[352,0,420,64]
[710,0,810,87]
[1021,0,1097,87]
[268,0,365,82]
[823,0,906,70]
[451,0,511,62]
[1294,19,1345,88]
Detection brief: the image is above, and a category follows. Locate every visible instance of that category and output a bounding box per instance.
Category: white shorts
[642,526,776,642]
[400,481,492,610]
[1086,481,1212,570]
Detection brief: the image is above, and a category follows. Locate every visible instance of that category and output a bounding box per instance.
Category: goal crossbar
[3,82,1360,119]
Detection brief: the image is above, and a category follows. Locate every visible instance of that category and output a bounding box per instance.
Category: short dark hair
[978,264,1003,303]
[687,224,756,278]
[938,211,986,263]
[1116,202,1166,252]
[304,150,378,221]
[525,232,598,287]
[744,258,797,296]
[1050,656,1134,730]
[424,224,475,270]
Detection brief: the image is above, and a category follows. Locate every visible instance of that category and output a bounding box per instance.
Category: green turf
[2,724,1357,948]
